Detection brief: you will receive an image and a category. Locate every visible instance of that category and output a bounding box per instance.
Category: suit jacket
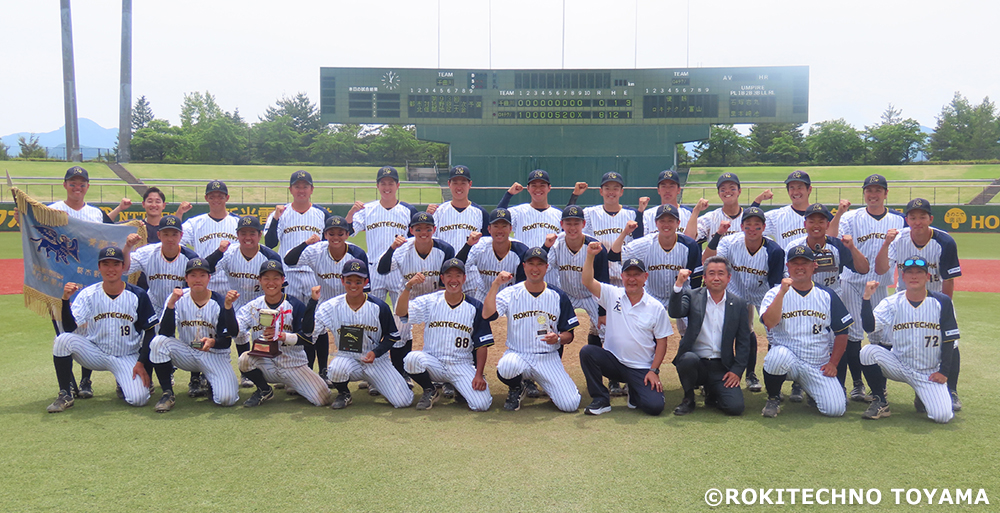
[668,286,752,377]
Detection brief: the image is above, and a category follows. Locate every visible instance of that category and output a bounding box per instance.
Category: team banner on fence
[12,188,146,319]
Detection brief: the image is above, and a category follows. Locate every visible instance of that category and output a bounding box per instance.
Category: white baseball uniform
[887,228,962,294]
[643,204,692,236]
[460,238,530,301]
[432,201,490,295]
[583,205,642,285]
[763,205,808,250]
[264,204,332,302]
[619,232,703,306]
[379,238,456,344]
[48,201,111,223]
[496,193,562,248]
[546,233,610,336]
[696,207,745,244]
[180,212,240,291]
[716,233,785,308]
[350,200,418,300]
[295,241,369,302]
[208,244,283,312]
[786,235,860,298]
[128,244,201,318]
[839,207,906,342]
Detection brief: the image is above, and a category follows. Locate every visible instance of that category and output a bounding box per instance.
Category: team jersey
[546,234,610,299]
[380,239,456,298]
[297,242,369,301]
[180,212,241,289]
[761,283,853,367]
[716,233,785,307]
[696,206,745,243]
[69,282,158,356]
[350,200,417,263]
[618,233,703,301]
[887,228,962,293]
[870,290,959,374]
[496,193,562,248]
[48,201,111,223]
[207,244,282,310]
[840,208,907,286]
[128,244,201,317]
[495,283,579,354]
[312,293,399,361]
[763,205,808,249]
[431,201,490,250]
[158,290,237,349]
[403,291,494,364]
[264,204,332,272]
[643,204,692,236]
[236,293,311,368]
[786,235,859,297]
[460,237,530,300]
[583,205,642,280]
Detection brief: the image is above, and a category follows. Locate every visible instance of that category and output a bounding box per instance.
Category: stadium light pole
[60,0,81,162]
[118,0,132,163]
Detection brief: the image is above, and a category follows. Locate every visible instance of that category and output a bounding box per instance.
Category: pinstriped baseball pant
[53,333,149,407]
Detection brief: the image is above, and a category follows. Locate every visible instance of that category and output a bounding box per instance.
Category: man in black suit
[669,255,752,416]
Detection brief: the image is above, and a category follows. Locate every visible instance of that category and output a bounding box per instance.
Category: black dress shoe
[673,397,696,416]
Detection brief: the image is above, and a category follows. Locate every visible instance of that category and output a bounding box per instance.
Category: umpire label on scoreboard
[703,487,990,507]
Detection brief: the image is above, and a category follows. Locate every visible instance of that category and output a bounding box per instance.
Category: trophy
[248,308,281,358]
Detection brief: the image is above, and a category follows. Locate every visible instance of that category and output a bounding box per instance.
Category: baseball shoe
[204,380,213,400]
[46,390,74,413]
[789,382,804,403]
[745,374,762,392]
[441,382,457,399]
[608,381,625,397]
[850,381,872,402]
[761,397,781,418]
[187,376,204,398]
[330,392,352,410]
[673,397,696,416]
[357,380,369,389]
[524,380,541,399]
[286,386,299,396]
[148,383,156,396]
[584,398,612,415]
[116,383,125,400]
[503,384,526,411]
[154,392,175,413]
[416,387,440,411]
[862,398,891,420]
[272,382,285,389]
[244,387,274,408]
[914,396,926,413]
[405,377,414,390]
[240,376,254,388]
[78,378,94,399]
[323,376,335,389]
[453,389,467,404]
[368,385,380,396]
[950,390,962,412]
[807,395,817,408]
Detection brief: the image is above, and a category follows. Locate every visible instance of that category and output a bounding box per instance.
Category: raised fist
[225,290,240,308]
[780,277,793,293]
[573,182,588,196]
[863,281,879,300]
[305,234,321,245]
[884,229,898,244]
[425,204,439,215]
[167,287,184,308]
[842,234,855,249]
[218,240,231,253]
[755,189,774,203]
[391,234,407,249]
[508,182,524,195]
[694,198,710,213]
[674,269,692,287]
[62,282,80,300]
[623,220,638,236]
[544,232,558,248]
[838,199,851,213]
[467,231,482,247]
[495,271,513,286]
[176,201,193,216]
[587,241,603,256]
[273,204,286,219]
[638,196,650,212]
[125,233,141,249]
[348,201,365,215]
[117,197,133,209]
[310,285,322,301]
[406,273,426,290]
[717,218,731,236]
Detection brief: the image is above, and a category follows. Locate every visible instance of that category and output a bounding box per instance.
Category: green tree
[367,125,421,164]
[252,116,300,163]
[765,133,802,163]
[180,91,223,129]
[132,96,154,131]
[309,124,368,165]
[693,125,750,166]
[0,140,9,160]
[131,119,184,161]
[805,119,864,164]
[675,143,691,166]
[17,134,47,159]
[864,105,927,164]
[928,93,1000,160]
[195,116,246,164]
[262,93,323,134]
[748,123,804,162]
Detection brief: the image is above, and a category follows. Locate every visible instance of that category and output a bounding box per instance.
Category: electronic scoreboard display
[319,66,808,125]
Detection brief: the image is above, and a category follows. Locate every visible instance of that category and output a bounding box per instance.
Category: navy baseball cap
[324,215,351,233]
[159,215,183,231]
[785,170,811,186]
[742,206,766,223]
[787,245,815,262]
[600,171,624,186]
[562,205,585,220]
[97,245,124,262]
[237,215,263,231]
[905,198,932,215]
[289,170,313,186]
[716,172,740,189]
[863,174,888,190]
[621,257,647,273]
[654,204,680,220]
[901,256,929,271]
[64,166,89,181]
[527,169,550,184]
[259,259,285,276]
[449,165,471,181]
[342,259,369,278]
[657,169,681,185]
[377,166,399,182]
[440,258,466,274]
[489,208,512,225]
[185,258,213,275]
[804,203,833,221]
[205,180,228,195]
[410,211,435,227]
[524,246,548,262]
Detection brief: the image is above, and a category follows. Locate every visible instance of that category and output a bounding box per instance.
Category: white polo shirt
[596,283,673,370]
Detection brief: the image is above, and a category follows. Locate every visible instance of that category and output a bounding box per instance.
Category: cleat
[584,398,612,415]
[762,397,781,418]
[524,380,541,399]
[78,378,94,399]
[116,383,125,400]
[187,376,204,398]
[286,386,299,396]
[745,375,762,392]
[807,395,817,408]
[240,376,254,388]
[47,390,75,413]
[914,396,926,413]
[405,377,414,390]
[453,390,467,404]
[330,392,353,410]
[850,382,872,402]
[789,383,804,403]
[244,387,274,408]
[503,384,526,411]
[357,380,369,389]
[368,385,380,396]
[441,383,456,399]
[272,382,285,389]
[154,392,175,412]
[148,383,156,396]
[673,397,696,416]
[608,382,626,397]
[950,390,962,412]
[416,387,440,410]
[862,399,891,420]
[323,377,335,389]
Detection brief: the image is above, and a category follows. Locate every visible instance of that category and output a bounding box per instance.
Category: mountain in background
[1,119,118,159]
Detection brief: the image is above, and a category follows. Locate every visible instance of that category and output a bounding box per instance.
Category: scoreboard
[319,66,808,126]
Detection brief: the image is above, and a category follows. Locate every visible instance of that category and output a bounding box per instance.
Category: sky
[1,0,998,137]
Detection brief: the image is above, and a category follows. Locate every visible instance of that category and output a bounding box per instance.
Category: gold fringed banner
[23,283,63,319]
[12,187,70,227]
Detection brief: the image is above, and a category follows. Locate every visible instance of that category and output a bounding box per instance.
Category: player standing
[752,170,813,250]
[642,169,692,237]
[455,208,530,302]
[571,172,644,286]
[691,172,746,244]
[115,186,193,243]
[495,169,564,248]
[180,180,240,292]
[425,165,489,294]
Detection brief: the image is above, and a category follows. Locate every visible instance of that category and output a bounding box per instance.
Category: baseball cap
[449,165,471,181]
[716,172,740,189]
[64,166,89,181]
[654,204,680,220]
[237,215,263,231]
[657,169,681,185]
[527,169,550,184]
[377,166,400,182]
[410,211,435,227]
[600,171,624,186]
[863,174,888,190]
[785,170,811,186]
[259,259,285,276]
[562,205,585,220]
[205,180,228,195]
[489,208,512,225]
[905,198,932,215]
[97,245,124,262]
[742,206,766,223]
[324,215,351,233]
[440,258,466,274]
[159,215,183,231]
[185,258,213,274]
[621,257,647,273]
[787,245,815,262]
[342,259,369,278]
[289,170,313,186]
[804,203,833,221]
[524,246,548,262]
[901,256,929,272]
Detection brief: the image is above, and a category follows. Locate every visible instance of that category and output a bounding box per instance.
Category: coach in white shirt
[579,242,672,416]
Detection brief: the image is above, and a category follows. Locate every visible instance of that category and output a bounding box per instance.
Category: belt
[700,357,721,361]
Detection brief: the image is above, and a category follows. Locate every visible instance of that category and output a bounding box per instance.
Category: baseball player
[148,259,240,412]
[115,186,193,244]
[425,165,489,294]
[495,169,565,248]
[397,259,495,411]
[180,180,240,292]
[876,197,963,410]
[236,260,332,407]
[702,206,784,392]
[47,166,121,223]
[571,172,644,287]
[313,259,412,409]
[859,258,958,423]
[263,170,332,301]
[483,247,581,412]
[455,208,530,302]
[691,172,746,244]
[47,246,159,412]
[751,170,814,250]
[759,245,853,418]
[643,169,692,237]
[579,246,672,416]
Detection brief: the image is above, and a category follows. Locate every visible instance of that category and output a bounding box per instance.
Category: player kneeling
[397,259,494,411]
[236,260,332,408]
[858,258,957,424]
[314,259,413,409]
[148,259,241,412]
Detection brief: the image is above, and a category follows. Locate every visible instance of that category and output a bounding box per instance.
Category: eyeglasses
[903,258,927,268]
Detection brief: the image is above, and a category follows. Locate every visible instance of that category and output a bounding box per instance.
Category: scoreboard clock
[319,66,808,125]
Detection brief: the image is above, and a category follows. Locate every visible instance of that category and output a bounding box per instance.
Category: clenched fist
[508,182,524,195]
[391,235,407,250]
[62,282,80,300]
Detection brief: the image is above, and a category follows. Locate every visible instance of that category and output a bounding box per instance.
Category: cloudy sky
[1,0,997,137]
